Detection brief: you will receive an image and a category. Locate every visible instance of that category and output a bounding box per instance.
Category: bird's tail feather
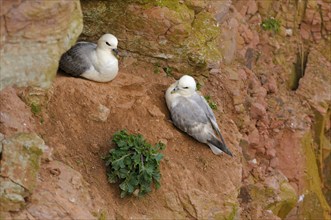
[208,135,233,157]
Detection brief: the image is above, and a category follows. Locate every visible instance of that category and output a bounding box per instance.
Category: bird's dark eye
[183,87,189,89]
[106,42,111,46]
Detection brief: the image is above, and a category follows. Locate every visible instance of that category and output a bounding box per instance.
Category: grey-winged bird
[59,34,119,82]
[165,75,233,156]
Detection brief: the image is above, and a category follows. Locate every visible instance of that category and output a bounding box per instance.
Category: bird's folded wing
[191,94,227,143]
[60,42,97,76]
[170,96,209,134]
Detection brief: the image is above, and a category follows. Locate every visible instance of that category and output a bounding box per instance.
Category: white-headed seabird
[59,34,119,82]
[165,75,233,156]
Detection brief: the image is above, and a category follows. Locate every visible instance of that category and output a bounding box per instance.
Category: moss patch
[268,182,297,218]
[184,11,222,69]
[313,108,331,206]
[30,102,41,116]
[301,132,331,219]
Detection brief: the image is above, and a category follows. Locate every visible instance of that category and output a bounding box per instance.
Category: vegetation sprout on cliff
[204,95,218,110]
[261,17,281,33]
[103,130,165,198]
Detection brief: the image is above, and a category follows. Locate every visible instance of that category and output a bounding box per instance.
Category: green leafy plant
[204,95,218,110]
[261,17,281,33]
[163,66,173,77]
[103,130,165,198]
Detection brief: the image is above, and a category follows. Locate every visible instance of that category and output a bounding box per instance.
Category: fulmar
[59,33,119,82]
[165,75,233,156]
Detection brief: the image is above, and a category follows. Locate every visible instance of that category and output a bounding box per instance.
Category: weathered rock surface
[297,46,331,114]
[0,133,46,212]
[295,45,331,218]
[231,0,331,218]
[239,170,297,219]
[0,0,83,90]
[13,160,104,220]
[0,87,36,136]
[80,0,232,76]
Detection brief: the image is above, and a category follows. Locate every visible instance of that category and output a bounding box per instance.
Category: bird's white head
[98,33,119,56]
[171,75,196,96]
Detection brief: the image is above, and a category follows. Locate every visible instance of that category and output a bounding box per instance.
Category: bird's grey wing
[191,94,220,132]
[59,42,97,76]
[170,96,209,137]
[191,93,226,143]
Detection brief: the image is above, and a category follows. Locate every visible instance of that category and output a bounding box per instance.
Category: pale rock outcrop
[0,0,83,90]
[0,87,36,135]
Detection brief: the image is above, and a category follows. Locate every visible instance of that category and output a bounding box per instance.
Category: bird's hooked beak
[171,86,179,94]
[112,48,119,57]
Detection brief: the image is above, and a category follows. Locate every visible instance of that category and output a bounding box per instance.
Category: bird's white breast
[165,83,179,109]
[81,49,119,82]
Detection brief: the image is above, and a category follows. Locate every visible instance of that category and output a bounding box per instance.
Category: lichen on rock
[268,180,297,218]
[241,170,297,219]
[80,0,223,77]
[296,132,331,219]
[0,133,46,211]
[185,11,222,70]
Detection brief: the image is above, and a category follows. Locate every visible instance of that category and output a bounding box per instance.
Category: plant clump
[204,95,218,110]
[163,66,173,77]
[261,17,281,33]
[103,130,165,198]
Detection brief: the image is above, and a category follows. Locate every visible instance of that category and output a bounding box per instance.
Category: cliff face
[0,0,330,219]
